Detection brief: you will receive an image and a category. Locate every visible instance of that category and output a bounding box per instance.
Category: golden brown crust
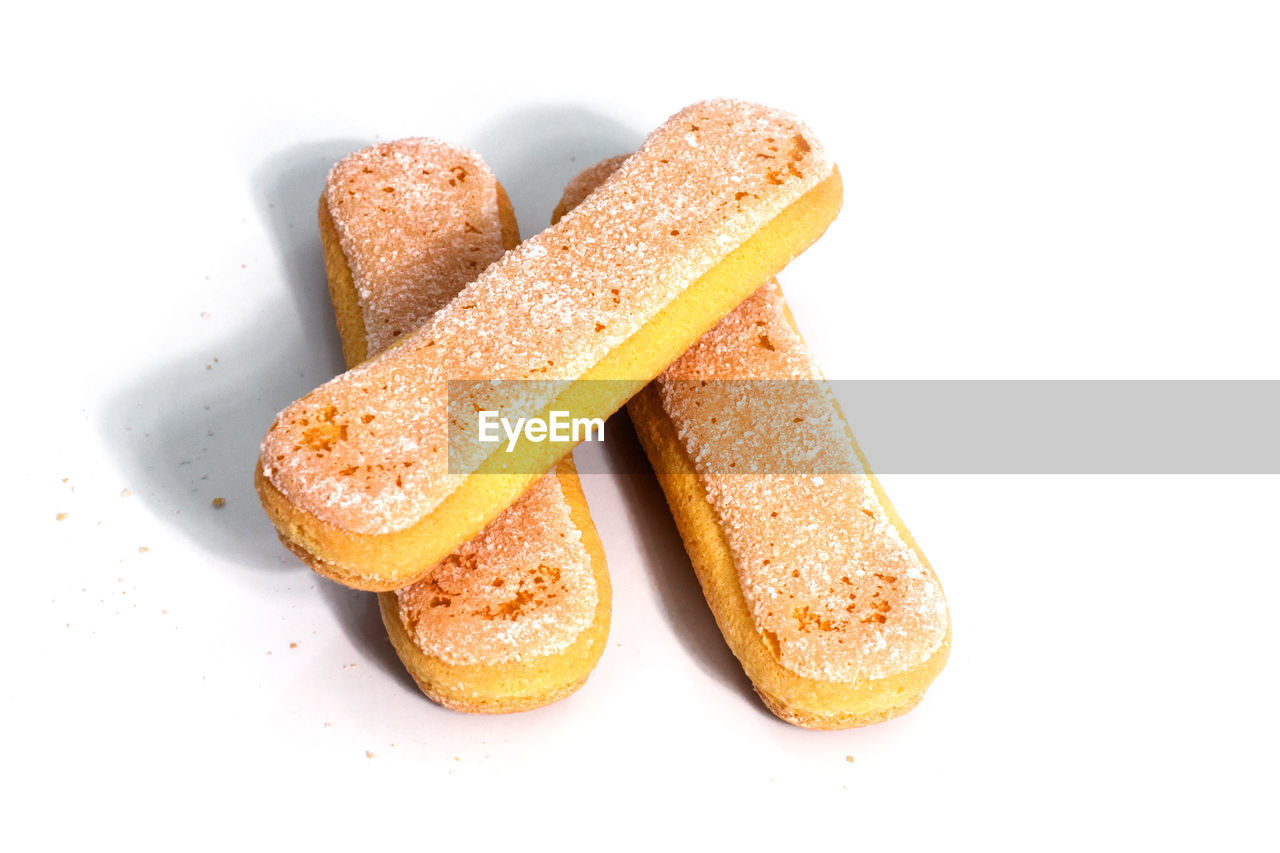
[754,686,926,730]
[378,455,611,713]
[318,196,368,368]
[257,100,843,590]
[628,384,950,728]
[654,286,950,685]
[493,182,520,255]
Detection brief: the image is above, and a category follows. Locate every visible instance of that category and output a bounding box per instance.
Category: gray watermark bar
[447,380,1278,475]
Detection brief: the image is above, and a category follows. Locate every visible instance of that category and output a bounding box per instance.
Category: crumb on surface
[846,755,855,764]
[212,497,226,508]
[366,751,375,759]
[56,512,68,521]
[289,642,298,649]
[138,546,149,554]
[120,488,131,498]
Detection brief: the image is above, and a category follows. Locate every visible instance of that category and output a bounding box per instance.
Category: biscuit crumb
[324,722,332,728]
[290,642,298,649]
[845,755,855,764]
[61,477,69,483]
[211,497,226,508]
[56,512,68,521]
[138,546,149,554]
[366,751,375,759]
[120,488,131,498]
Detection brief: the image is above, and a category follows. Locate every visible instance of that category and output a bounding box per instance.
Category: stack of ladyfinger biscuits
[256,100,950,729]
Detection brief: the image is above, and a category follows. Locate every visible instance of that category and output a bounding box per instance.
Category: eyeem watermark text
[477,410,605,453]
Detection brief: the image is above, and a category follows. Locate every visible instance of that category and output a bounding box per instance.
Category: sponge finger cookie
[557,158,950,729]
[380,459,610,713]
[320,139,610,712]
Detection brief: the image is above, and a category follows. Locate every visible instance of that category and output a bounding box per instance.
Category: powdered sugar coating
[394,474,597,665]
[657,285,949,683]
[552,154,630,224]
[261,100,835,535]
[325,139,508,356]
[327,139,597,664]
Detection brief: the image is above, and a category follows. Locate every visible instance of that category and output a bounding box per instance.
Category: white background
[4,1,1277,849]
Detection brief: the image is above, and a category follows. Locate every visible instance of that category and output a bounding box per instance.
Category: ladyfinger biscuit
[319,139,520,367]
[257,100,843,590]
[557,160,950,729]
[320,140,610,711]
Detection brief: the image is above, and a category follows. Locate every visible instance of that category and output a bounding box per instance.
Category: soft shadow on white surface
[99,141,361,574]
[315,583,419,695]
[590,411,765,712]
[101,316,324,568]
[98,112,761,718]
[468,105,643,235]
[256,139,372,360]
